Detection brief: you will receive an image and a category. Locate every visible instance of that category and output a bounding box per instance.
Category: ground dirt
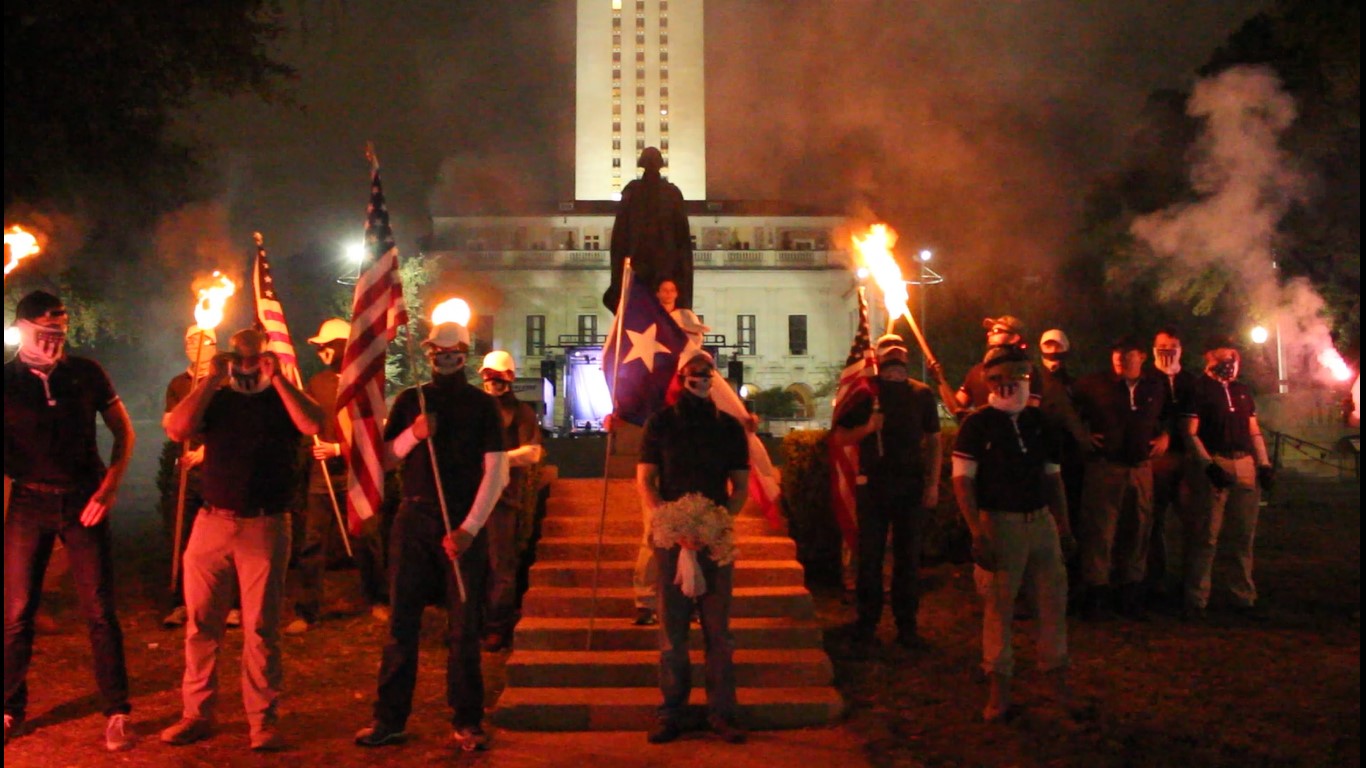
[2,469,1358,768]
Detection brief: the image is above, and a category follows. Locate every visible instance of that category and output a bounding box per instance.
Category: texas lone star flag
[601,267,688,426]
[336,166,408,531]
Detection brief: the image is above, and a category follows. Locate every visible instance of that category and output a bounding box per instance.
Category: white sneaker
[225,609,242,628]
[105,713,135,751]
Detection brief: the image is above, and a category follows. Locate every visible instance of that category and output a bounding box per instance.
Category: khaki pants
[181,510,291,727]
[1184,455,1259,609]
[1080,460,1154,586]
[973,509,1068,677]
[633,502,657,611]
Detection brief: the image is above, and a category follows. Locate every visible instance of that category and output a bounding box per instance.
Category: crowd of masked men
[4,287,1278,752]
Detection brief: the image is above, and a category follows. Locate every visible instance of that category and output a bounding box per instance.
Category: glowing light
[855,266,870,280]
[193,271,236,331]
[660,108,668,116]
[4,326,19,347]
[1319,347,1353,382]
[345,241,366,264]
[919,249,933,263]
[4,225,42,278]
[1250,325,1269,345]
[431,298,472,327]
[852,224,910,324]
[739,384,752,399]
[611,191,623,202]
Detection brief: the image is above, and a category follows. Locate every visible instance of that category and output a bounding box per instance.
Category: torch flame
[193,271,236,331]
[1319,347,1353,383]
[4,225,42,278]
[431,298,472,327]
[853,224,910,327]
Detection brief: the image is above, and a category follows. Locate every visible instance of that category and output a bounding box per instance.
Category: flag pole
[257,231,353,557]
[367,145,466,604]
[587,258,634,651]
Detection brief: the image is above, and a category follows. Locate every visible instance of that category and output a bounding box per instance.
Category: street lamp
[337,240,367,286]
[907,249,943,382]
[1250,323,1287,394]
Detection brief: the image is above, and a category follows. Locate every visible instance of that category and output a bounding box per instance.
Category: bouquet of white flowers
[650,493,739,597]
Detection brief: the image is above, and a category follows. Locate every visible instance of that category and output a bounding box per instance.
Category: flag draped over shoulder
[829,287,877,550]
[601,266,688,426]
[336,167,408,531]
[252,239,299,383]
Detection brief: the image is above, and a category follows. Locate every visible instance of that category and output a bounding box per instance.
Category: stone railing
[433,249,847,270]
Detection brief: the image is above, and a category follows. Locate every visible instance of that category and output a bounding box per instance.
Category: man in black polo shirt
[833,334,942,651]
[1073,337,1167,620]
[1146,327,1198,601]
[4,290,137,751]
[952,346,1074,723]
[1179,336,1274,621]
[952,316,1041,419]
[354,320,508,753]
[639,350,750,745]
[161,328,322,751]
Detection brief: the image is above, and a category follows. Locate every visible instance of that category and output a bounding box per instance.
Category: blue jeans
[4,484,130,719]
[655,546,736,724]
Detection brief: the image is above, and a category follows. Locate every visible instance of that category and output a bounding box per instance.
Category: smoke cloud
[1130,65,1340,384]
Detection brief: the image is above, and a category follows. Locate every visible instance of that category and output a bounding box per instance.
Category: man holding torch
[354,317,509,752]
[4,290,137,751]
[161,328,322,751]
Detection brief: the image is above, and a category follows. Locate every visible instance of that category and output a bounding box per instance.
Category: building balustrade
[432,248,848,270]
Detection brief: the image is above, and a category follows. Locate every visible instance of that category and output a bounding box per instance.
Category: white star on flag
[621,323,672,372]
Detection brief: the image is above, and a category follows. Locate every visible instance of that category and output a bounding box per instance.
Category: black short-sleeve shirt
[835,378,940,493]
[1183,375,1257,455]
[640,396,749,507]
[1152,368,1198,454]
[199,387,302,513]
[385,376,505,523]
[4,357,120,486]
[1073,372,1165,465]
[305,369,346,490]
[953,406,1060,512]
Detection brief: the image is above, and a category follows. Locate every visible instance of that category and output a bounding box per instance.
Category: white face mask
[682,370,713,399]
[1154,344,1182,375]
[228,358,271,394]
[428,349,467,377]
[185,334,216,378]
[17,319,66,369]
[987,379,1031,414]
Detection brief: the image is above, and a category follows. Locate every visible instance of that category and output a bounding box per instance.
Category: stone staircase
[492,478,845,731]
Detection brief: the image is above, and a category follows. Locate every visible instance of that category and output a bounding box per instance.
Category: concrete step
[506,649,833,689]
[520,586,815,619]
[540,514,771,537]
[534,536,796,562]
[513,612,819,647]
[529,559,806,589]
[513,616,824,651]
[493,686,846,731]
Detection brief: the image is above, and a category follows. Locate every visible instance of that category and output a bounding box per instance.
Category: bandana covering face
[16,319,66,369]
[428,348,467,377]
[987,379,1031,414]
[1154,344,1182,375]
[228,356,271,394]
[682,368,713,399]
[1209,353,1240,383]
[880,363,910,383]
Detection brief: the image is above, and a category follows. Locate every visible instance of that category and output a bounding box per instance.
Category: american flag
[336,166,408,529]
[828,286,877,550]
[252,236,299,383]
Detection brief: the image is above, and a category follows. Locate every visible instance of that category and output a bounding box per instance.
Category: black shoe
[1231,603,1269,622]
[450,724,490,752]
[708,716,747,744]
[354,720,406,747]
[1180,603,1207,623]
[481,633,510,652]
[895,632,931,652]
[848,622,879,652]
[647,720,682,744]
[1082,586,1115,622]
[1118,583,1149,622]
[633,608,658,626]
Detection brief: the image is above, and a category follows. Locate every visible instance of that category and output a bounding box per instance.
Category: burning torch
[853,224,958,416]
[4,225,42,279]
[171,272,235,591]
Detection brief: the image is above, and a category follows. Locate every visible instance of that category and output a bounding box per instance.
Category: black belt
[1214,451,1252,460]
[201,504,285,519]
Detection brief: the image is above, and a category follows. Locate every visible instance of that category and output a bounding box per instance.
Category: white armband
[1044,462,1062,476]
[389,425,421,461]
[951,455,978,479]
[459,451,511,536]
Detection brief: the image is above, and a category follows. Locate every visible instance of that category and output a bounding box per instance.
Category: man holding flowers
[637,350,750,745]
